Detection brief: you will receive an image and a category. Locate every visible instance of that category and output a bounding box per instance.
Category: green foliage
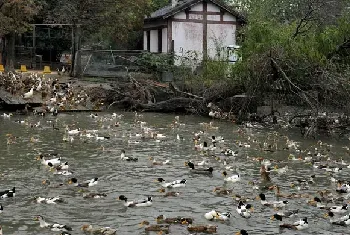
[0,0,42,35]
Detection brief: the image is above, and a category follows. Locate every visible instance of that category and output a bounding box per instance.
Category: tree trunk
[5,32,16,71]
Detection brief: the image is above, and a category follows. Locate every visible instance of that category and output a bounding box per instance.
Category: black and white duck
[257,193,288,208]
[187,162,213,175]
[34,215,72,232]
[83,193,107,199]
[117,195,152,207]
[0,187,15,198]
[271,214,309,230]
[156,178,186,188]
[68,177,98,187]
[324,211,350,226]
[236,201,254,218]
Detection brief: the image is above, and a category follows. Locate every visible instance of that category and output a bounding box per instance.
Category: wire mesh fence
[80,49,145,78]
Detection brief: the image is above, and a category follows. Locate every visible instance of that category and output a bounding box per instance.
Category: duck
[37,154,61,166]
[68,177,98,187]
[277,209,299,218]
[67,128,80,135]
[0,187,15,198]
[271,185,309,199]
[271,214,309,230]
[34,215,72,232]
[204,210,231,221]
[204,210,219,220]
[156,215,193,224]
[23,87,34,99]
[118,195,152,207]
[81,224,117,234]
[0,204,3,213]
[336,182,350,193]
[235,230,249,235]
[158,189,180,197]
[222,171,240,182]
[307,197,327,209]
[42,180,64,188]
[156,178,186,188]
[324,211,350,225]
[1,113,12,118]
[236,201,254,218]
[149,157,170,165]
[257,193,288,208]
[59,233,71,235]
[187,224,217,233]
[273,165,288,174]
[48,161,69,171]
[187,162,214,175]
[120,150,138,162]
[329,204,348,214]
[260,165,271,182]
[83,192,107,199]
[139,221,170,234]
[213,187,233,196]
[34,196,64,204]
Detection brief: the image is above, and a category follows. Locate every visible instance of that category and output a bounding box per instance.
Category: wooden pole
[73,25,82,77]
[32,25,36,68]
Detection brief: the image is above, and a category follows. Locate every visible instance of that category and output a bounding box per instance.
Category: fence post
[72,25,82,77]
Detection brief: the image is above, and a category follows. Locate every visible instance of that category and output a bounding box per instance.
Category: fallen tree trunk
[136,97,206,114]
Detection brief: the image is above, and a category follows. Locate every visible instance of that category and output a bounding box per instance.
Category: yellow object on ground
[0,64,4,72]
[43,66,51,74]
[20,65,27,72]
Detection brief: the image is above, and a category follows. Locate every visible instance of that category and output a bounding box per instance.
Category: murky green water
[0,111,349,235]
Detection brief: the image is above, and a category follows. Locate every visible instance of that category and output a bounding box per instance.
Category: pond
[0,111,349,235]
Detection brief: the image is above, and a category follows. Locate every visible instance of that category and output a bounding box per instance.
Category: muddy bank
[1,72,350,138]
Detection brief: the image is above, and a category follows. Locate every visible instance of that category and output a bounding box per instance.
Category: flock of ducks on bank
[1,109,350,235]
[0,72,104,116]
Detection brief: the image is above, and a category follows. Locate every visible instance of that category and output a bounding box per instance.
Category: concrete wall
[207,2,221,12]
[207,24,236,59]
[172,21,203,65]
[174,12,186,19]
[143,31,147,51]
[150,30,158,53]
[162,28,168,53]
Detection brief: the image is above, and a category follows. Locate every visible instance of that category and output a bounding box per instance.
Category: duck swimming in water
[118,195,152,207]
[271,214,309,230]
[34,215,72,232]
[68,177,98,187]
[236,201,253,218]
[156,178,186,188]
[187,162,213,175]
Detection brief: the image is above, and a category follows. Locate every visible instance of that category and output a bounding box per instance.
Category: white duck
[23,87,34,99]
[37,155,61,166]
[35,196,64,204]
[222,171,240,182]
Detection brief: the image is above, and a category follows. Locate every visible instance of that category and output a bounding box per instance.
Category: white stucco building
[143,0,245,65]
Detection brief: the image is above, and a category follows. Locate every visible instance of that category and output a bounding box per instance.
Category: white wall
[207,24,236,59]
[150,30,158,53]
[172,21,203,65]
[143,31,147,51]
[191,2,203,11]
[223,13,236,22]
[207,2,221,12]
[174,12,186,19]
[162,28,168,53]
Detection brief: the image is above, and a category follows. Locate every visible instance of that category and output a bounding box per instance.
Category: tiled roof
[146,0,245,22]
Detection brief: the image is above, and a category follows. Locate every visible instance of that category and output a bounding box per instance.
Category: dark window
[146,31,150,51]
[158,29,162,52]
